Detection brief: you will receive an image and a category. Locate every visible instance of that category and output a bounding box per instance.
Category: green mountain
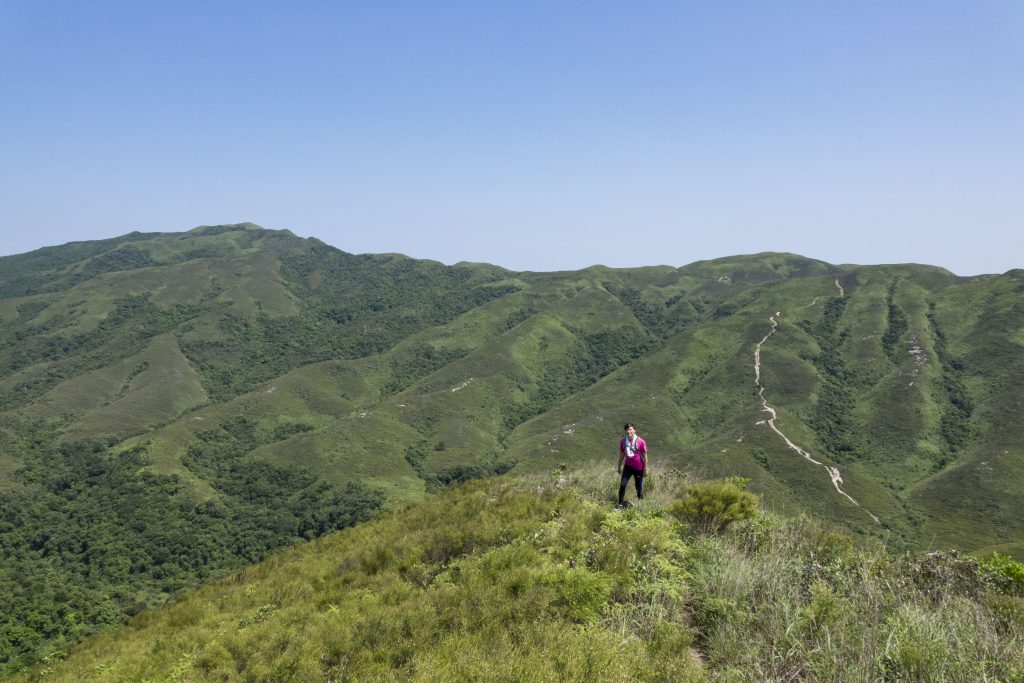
[1,223,1022,672]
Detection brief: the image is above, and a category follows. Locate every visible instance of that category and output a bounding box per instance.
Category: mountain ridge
[1,224,1022,671]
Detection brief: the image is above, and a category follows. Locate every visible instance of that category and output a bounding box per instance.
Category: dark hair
[623,423,635,431]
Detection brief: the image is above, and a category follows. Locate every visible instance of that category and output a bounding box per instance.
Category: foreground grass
[19,467,1024,682]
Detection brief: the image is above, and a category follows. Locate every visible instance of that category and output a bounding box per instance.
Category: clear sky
[2,1,1022,274]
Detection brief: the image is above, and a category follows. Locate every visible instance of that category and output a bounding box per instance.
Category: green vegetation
[15,468,1023,682]
[2,226,1023,673]
[403,439,515,493]
[0,421,382,674]
[927,302,974,460]
[982,553,1024,595]
[669,477,759,533]
[179,267,515,403]
[0,293,202,410]
[0,233,162,298]
[882,280,909,364]
[799,295,860,460]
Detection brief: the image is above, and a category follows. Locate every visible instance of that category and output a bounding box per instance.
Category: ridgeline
[1,224,1022,673]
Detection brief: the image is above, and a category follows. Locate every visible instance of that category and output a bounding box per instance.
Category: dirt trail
[794,297,821,311]
[753,285,879,524]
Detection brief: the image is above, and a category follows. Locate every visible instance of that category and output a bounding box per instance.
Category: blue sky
[2,1,1022,274]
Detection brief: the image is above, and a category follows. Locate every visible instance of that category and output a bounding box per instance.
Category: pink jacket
[620,436,647,471]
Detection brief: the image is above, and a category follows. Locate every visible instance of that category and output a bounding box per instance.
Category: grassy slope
[910,270,1024,551]
[15,468,1023,682]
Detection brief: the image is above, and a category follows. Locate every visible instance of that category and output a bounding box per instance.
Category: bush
[897,549,987,601]
[982,553,1024,596]
[670,480,759,533]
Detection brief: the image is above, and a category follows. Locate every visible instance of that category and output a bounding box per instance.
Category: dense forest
[0,417,382,672]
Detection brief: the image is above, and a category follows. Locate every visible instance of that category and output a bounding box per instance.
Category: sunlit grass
[18,465,1024,682]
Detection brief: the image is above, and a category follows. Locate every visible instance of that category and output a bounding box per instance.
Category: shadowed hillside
[1,224,1022,672]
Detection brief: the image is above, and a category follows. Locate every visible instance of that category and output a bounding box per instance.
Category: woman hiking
[616,423,647,509]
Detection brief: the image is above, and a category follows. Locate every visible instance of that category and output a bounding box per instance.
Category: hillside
[1,223,1023,672]
[13,468,1024,682]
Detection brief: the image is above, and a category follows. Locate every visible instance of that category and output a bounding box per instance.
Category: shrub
[670,480,759,533]
[584,513,685,596]
[982,553,1024,596]
[898,549,986,601]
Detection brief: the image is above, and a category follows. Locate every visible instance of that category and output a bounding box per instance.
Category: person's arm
[616,441,625,473]
[640,439,648,470]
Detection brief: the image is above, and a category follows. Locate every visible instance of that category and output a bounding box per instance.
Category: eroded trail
[753,282,879,524]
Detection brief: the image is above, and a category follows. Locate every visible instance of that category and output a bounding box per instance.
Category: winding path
[752,279,880,524]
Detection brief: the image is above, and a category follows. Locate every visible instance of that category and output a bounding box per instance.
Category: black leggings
[619,466,644,503]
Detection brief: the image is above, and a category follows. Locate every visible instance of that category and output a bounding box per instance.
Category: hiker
[616,423,647,508]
